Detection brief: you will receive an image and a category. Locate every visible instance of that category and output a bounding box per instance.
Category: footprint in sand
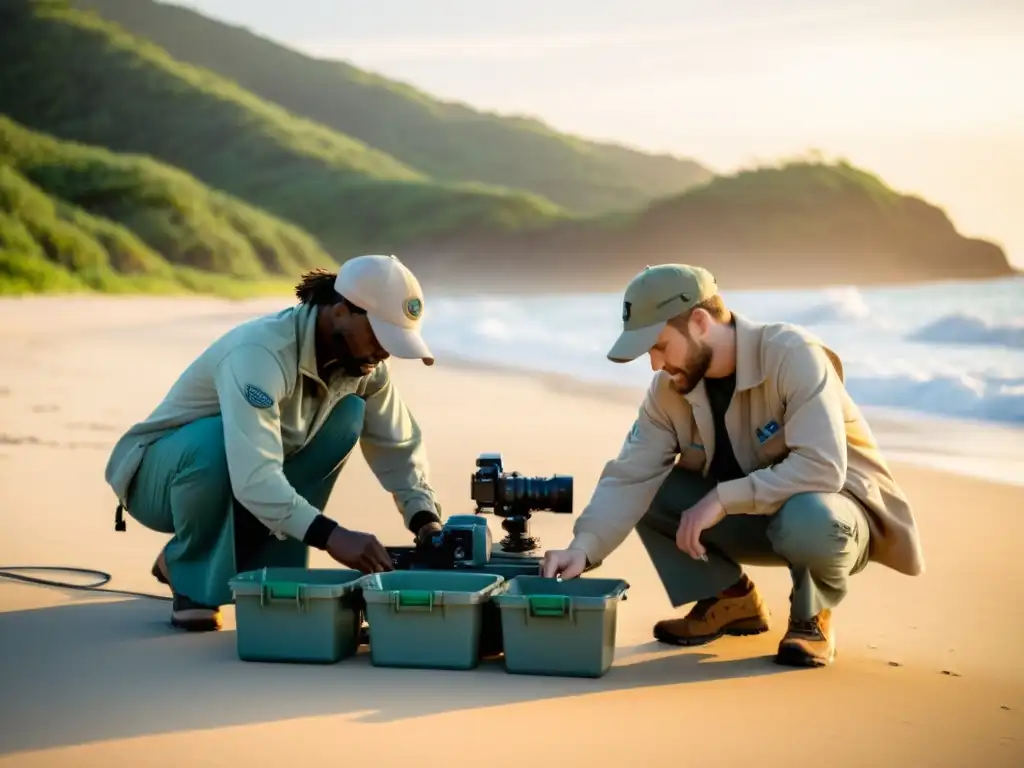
[0,434,108,450]
[67,422,122,433]
[0,434,48,446]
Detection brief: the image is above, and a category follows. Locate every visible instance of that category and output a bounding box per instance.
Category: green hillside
[0,0,1011,297]
[72,0,714,216]
[628,160,1005,265]
[417,159,1013,290]
[0,166,291,298]
[0,114,330,296]
[0,0,567,258]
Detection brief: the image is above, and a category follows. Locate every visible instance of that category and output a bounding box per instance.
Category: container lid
[361,569,505,606]
[492,575,630,613]
[229,566,366,600]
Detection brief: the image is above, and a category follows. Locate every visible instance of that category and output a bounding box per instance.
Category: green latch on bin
[390,589,440,612]
[259,582,308,610]
[527,595,570,618]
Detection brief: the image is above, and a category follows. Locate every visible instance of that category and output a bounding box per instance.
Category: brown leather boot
[653,577,771,646]
[151,547,221,632]
[775,609,835,667]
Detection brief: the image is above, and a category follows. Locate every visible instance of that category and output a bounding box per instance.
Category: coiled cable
[0,566,171,601]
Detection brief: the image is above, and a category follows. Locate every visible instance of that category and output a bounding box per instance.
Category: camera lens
[501,474,573,514]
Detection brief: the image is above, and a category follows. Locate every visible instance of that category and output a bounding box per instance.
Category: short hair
[293,268,365,313]
[294,268,339,305]
[666,295,731,334]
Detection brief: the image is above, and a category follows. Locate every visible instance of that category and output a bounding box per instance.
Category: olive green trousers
[635,467,872,621]
[125,395,366,608]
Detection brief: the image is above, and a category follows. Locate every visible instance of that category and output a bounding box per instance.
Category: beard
[664,342,713,394]
[329,331,378,378]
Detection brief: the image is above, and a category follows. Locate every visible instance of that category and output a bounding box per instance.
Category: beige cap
[334,254,434,366]
[607,263,719,363]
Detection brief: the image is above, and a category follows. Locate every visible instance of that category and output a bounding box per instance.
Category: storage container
[468,553,543,578]
[361,570,505,670]
[229,567,365,664]
[493,575,630,678]
[454,559,541,658]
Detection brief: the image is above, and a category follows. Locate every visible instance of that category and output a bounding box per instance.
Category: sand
[0,295,1021,767]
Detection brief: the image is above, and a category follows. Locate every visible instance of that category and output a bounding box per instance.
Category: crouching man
[542,264,924,667]
[105,255,445,631]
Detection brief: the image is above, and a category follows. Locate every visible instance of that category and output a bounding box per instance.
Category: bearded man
[542,264,924,667]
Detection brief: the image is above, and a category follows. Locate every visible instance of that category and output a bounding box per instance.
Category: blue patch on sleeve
[755,420,780,444]
[245,384,274,409]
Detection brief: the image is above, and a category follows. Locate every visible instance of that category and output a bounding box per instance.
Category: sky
[178,0,1024,266]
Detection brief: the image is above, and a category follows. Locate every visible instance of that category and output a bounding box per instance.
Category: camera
[470,452,573,553]
[387,452,573,570]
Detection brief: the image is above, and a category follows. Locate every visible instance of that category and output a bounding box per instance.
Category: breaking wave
[908,313,1024,350]
[423,276,1024,428]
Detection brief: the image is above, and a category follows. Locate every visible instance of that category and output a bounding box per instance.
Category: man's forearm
[302,514,339,550]
[297,509,440,552]
[568,382,680,565]
[568,460,676,565]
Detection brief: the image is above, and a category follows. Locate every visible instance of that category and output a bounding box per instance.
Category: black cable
[0,566,374,642]
[0,566,172,601]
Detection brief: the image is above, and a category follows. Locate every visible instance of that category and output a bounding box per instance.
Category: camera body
[389,452,574,571]
[412,515,493,568]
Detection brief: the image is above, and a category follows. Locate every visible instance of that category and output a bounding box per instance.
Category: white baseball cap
[334,254,435,366]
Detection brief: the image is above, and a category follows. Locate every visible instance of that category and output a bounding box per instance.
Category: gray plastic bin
[493,575,630,678]
[361,570,505,670]
[229,567,365,664]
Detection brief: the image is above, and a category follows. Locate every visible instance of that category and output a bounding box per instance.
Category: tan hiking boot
[653,579,771,646]
[775,609,835,667]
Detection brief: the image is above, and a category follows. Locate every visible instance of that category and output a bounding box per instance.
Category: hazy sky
[178,0,1023,265]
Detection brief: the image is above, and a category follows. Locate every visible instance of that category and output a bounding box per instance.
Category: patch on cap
[404,297,423,320]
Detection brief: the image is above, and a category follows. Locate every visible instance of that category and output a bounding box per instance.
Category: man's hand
[541,548,588,580]
[414,520,444,546]
[326,527,394,573]
[676,488,726,560]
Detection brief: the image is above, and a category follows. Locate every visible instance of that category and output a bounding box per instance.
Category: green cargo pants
[635,467,871,621]
[125,394,366,608]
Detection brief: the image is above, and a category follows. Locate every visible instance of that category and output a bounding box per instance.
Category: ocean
[419,274,1024,487]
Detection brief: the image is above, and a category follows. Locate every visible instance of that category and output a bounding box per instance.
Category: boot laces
[788,615,824,639]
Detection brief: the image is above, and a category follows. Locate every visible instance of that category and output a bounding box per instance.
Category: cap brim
[368,314,435,366]
[606,323,663,363]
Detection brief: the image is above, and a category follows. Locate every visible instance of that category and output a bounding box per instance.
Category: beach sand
[0,296,1021,767]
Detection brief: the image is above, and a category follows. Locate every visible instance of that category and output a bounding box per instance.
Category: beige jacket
[569,312,925,576]
[105,303,440,541]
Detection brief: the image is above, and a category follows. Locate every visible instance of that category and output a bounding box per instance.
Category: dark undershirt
[703,372,746,483]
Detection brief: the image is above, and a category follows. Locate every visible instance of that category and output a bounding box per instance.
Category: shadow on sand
[0,593,799,755]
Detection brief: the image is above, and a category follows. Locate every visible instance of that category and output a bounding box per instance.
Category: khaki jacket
[105,303,440,542]
[569,312,925,576]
